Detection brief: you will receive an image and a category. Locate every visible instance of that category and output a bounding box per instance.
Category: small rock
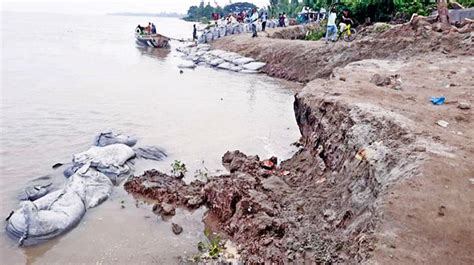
[152,203,176,216]
[436,120,449,128]
[171,223,183,235]
[52,163,63,169]
[179,70,184,74]
[370,74,391,86]
[262,238,273,246]
[438,205,446,216]
[187,196,204,207]
[469,178,474,185]
[261,160,275,170]
[458,102,471,110]
[339,77,346,82]
[414,146,426,152]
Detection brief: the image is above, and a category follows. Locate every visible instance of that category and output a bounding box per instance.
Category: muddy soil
[125,91,422,263]
[126,19,473,264]
[212,19,473,83]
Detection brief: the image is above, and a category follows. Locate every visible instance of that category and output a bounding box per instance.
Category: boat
[134,23,185,48]
[135,33,170,48]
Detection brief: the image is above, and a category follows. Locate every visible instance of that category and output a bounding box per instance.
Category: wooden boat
[135,33,170,48]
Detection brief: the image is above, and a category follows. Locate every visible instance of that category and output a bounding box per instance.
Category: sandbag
[233,57,255,65]
[94,131,137,147]
[66,144,135,180]
[242,62,266,71]
[217,62,236,71]
[6,132,167,246]
[6,166,112,246]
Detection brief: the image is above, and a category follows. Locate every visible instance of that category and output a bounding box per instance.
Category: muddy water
[0,12,300,264]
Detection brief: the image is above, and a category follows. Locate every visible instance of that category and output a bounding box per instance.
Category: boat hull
[135,34,170,48]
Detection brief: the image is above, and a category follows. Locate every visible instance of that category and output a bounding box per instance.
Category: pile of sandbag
[5,132,166,246]
[197,19,279,44]
[176,44,266,74]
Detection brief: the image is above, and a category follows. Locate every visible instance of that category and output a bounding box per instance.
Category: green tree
[223,2,257,14]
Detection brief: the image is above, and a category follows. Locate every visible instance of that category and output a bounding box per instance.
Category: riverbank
[126,19,473,263]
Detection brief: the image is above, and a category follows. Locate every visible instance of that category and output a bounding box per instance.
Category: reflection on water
[137,46,171,60]
[1,12,300,264]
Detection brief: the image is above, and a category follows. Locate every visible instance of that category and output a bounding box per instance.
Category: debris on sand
[172,223,183,235]
[436,120,449,128]
[152,203,176,217]
[371,74,392,86]
[431,96,446,105]
[458,102,471,110]
[438,205,446,216]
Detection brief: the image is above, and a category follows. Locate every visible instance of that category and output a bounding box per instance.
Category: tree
[223,2,257,14]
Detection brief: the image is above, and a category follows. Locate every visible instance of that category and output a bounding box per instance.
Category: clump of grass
[196,228,225,259]
[171,160,187,178]
[305,20,327,41]
[374,22,392,33]
[194,160,209,182]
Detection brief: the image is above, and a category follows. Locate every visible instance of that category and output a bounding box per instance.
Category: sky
[1,0,271,14]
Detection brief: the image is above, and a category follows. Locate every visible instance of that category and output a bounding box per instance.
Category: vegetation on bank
[185,1,472,25]
[183,2,256,22]
[269,0,473,23]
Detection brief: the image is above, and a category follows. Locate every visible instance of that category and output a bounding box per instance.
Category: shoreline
[126,20,473,263]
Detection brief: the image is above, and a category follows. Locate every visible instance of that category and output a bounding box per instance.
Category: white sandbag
[210,58,225,67]
[94,131,137,147]
[231,65,243,72]
[71,144,135,178]
[197,44,211,51]
[178,61,197,69]
[240,69,260,74]
[217,62,236,71]
[242,61,266,71]
[233,57,255,65]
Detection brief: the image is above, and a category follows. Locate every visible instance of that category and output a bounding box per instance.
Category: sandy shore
[126,20,474,263]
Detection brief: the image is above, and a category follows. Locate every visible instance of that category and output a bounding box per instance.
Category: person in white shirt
[325,7,337,42]
[251,8,259,38]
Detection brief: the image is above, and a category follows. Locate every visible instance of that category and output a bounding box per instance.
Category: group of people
[278,13,287,27]
[192,7,355,42]
[325,8,354,42]
[135,22,157,35]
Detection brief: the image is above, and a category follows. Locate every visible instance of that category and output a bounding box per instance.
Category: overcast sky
[1,0,271,14]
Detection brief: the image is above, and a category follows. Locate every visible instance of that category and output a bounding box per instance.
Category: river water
[0,12,300,264]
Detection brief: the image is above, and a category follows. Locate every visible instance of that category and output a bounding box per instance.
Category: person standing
[339,9,354,34]
[260,11,268,32]
[193,24,197,42]
[325,7,337,42]
[251,8,259,38]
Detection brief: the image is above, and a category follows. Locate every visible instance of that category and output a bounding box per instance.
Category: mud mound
[268,23,321,40]
[125,93,418,263]
[212,19,473,83]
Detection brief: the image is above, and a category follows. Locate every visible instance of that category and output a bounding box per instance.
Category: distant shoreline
[107,12,184,18]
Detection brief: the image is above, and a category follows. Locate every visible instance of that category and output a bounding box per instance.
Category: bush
[455,0,474,8]
[200,17,210,24]
[305,28,325,41]
[373,22,392,33]
[305,19,326,41]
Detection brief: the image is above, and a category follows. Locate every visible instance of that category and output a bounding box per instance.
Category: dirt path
[212,22,472,83]
[307,56,474,264]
